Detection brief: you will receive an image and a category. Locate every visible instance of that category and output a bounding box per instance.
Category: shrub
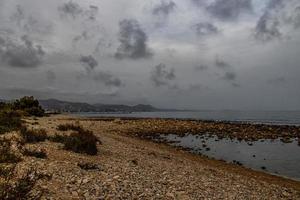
[53,124,99,155]
[57,123,84,132]
[13,96,44,117]
[20,127,48,143]
[0,139,21,164]
[64,131,98,155]
[0,110,22,135]
[0,169,44,200]
[23,149,47,159]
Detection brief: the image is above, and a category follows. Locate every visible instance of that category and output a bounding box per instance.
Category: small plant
[13,96,45,117]
[20,126,48,143]
[23,149,47,159]
[53,124,99,155]
[0,139,21,164]
[63,130,98,155]
[57,123,84,132]
[77,162,100,171]
[0,169,44,200]
[0,110,22,135]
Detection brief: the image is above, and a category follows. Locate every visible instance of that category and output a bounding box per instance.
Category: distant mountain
[39,99,159,113]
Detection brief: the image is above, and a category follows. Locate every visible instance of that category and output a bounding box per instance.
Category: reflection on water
[160,134,300,181]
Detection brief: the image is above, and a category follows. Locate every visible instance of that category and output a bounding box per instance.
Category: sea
[75,110,300,126]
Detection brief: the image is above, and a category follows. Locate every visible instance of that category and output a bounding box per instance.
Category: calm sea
[75,111,300,125]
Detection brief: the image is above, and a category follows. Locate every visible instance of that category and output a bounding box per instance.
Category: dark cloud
[254,13,281,41]
[206,0,253,21]
[267,76,286,85]
[214,57,238,84]
[266,0,283,10]
[215,57,231,69]
[192,22,219,36]
[190,0,208,7]
[46,70,56,83]
[253,0,286,41]
[79,55,98,71]
[151,63,175,87]
[223,71,236,81]
[194,64,208,71]
[115,19,153,60]
[58,1,83,19]
[93,71,122,87]
[86,5,99,20]
[0,35,45,68]
[58,2,98,20]
[152,1,176,17]
[10,5,25,26]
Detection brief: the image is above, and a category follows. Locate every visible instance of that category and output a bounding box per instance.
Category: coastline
[18,114,300,199]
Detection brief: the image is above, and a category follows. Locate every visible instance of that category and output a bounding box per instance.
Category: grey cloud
[58,1,83,19]
[192,22,219,36]
[223,71,236,81]
[267,76,286,85]
[190,0,208,7]
[86,5,99,21]
[254,13,281,41]
[93,71,122,87]
[10,5,25,26]
[266,0,283,10]
[9,5,53,35]
[115,19,153,60]
[0,35,45,68]
[58,2,98,20]
[254,0,286,41]
[46,70,56,83]
[79,55,98,71]
[151,63,175,87]
[215,57,231,69]
[194,64,208,71]
[206,0,252,21]
[152,1,176,16]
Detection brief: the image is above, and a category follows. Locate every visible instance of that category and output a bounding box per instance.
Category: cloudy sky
[0,0,300,110]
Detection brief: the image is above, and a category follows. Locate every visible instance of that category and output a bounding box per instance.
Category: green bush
[53,124,99,155]
[0,139,21,164]
[23,149,47,159]
[20,127,48,143]
[13,96,45,117]
[57,123,84,132]
[0,110,22,135]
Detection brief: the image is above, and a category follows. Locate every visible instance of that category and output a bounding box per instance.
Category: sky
[0,0,300,110]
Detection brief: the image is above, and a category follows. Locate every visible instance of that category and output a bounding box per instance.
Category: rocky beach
[2,114,299,199]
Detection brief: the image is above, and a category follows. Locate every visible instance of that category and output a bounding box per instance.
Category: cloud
[78,55,123,87]
[93,71,122,87]
[254,0,284,41]
[115,19,153,60]
[192,22,219,36]
[206,0,253,21]
[58,1,83,19]
[194,64,208,71]
[214,57,238,84]
[0,35,45,68]
[46,70,56,83]
[267,76,286,85]
[254,13,281,41]
[152,1,176,17]
[151,63,175,87]
[215,57,231,69]
[223,71,236,81]
[79,55,98,71]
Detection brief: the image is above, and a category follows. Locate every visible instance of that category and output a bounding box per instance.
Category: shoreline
[16,114,300,198]
[68,115,300,143]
